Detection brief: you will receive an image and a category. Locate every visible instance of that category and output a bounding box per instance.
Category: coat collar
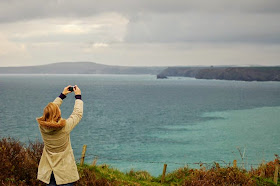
[37,118,66,129]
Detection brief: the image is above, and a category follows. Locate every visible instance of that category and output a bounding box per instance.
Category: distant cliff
[157,67,207,78]
[157,66,280,81]
[0,62,165,75]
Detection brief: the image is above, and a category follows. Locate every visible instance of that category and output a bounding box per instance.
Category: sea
[0,74,280,176]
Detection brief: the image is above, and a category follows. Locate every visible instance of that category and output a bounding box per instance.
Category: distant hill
[157,66,280,81]
[3,63,280,81]
[157,67,208,78]
[0,62,165,75]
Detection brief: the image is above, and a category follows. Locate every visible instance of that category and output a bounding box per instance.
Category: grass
[77,164,162,185]
[0,137,279,185]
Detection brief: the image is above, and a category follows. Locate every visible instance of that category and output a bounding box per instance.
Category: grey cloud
[1,0,280,23]
[1,0,280,45]
[1,0,280,67]
[125,12,280,44]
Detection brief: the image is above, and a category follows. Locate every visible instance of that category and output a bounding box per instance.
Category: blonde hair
[37,102,66,129]
[41,102,61,122]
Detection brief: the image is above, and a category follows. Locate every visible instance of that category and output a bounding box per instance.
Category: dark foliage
[77,166,119,186]
[0,137,44,185]
[183,164,256,185]
[0,137,279,185]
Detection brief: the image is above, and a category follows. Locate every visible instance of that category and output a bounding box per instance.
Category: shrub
[127,169,153,181]
[249,155,279,185]
[0,137,279,186]
[0,137,44,185]
[77,166,114,185]
[183,163,256,185]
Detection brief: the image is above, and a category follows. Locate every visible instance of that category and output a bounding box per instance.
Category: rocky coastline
[157,66,280,81]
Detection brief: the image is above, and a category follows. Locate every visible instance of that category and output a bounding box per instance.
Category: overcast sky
[0,0,280,67]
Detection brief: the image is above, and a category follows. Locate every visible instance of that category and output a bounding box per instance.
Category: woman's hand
[74,85,81,95]
[62,85,72,95]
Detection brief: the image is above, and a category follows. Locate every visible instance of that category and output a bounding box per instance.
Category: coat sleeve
[53,97,63,108]
[65,99,83,132]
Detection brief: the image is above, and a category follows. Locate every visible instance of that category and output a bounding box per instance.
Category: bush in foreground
[0,137,43,185]
[0,137,279,185]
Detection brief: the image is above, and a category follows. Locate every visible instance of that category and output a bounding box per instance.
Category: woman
[36,85,83,185]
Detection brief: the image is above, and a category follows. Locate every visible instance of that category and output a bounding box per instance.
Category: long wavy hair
[37,102,66,129]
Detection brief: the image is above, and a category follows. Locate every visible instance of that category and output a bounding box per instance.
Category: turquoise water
[0,74,280,176]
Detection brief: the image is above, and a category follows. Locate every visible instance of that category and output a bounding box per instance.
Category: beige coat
[36,97,83,184]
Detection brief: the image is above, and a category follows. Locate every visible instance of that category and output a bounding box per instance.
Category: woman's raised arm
[65,85,83,132]
[53,85,72,107]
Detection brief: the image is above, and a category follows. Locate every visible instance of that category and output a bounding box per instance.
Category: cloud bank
[0,0,280,66]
